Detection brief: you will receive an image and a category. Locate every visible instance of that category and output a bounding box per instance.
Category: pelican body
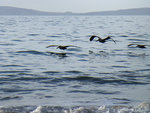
[46,45,76,50]
[128,44,150,48]
[89,35,116,43]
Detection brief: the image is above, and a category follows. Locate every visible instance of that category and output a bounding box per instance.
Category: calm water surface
[0,16,150,112]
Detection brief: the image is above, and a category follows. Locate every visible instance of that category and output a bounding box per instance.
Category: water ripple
[0,70,30,74]
[0,96,23,101]
[16,50,48,56]
[27,34,40,36]
[2,64,25,67]
[54,76,149,85]
[69,89,120,95]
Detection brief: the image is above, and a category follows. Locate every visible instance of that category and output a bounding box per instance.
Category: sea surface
[0,15,150,113]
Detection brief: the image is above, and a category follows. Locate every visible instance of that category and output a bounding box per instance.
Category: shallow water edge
[0,102,150,113]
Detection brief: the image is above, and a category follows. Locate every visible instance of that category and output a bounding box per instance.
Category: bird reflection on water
[47,51,68,58]
[89,50,109,57]
[46,45,79,58]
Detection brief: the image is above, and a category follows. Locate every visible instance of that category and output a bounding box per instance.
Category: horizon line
[1,5,150,13]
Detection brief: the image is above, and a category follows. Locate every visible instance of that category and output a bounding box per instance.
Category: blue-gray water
[0,16,150,112]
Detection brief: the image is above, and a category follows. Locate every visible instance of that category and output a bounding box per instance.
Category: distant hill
[0,6,62,15]
[0,6,150,15]
[84,8,150,15]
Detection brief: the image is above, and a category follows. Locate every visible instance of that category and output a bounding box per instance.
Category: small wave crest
[62,76,147,85]
[0,102,150,113]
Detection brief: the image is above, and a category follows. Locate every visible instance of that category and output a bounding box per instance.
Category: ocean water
[0,15,150,113]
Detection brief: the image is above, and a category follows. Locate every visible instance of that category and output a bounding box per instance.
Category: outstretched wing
[65,45,77,47]
[46,45,58,48]
[144,44,150,46]
[128,44,136,47]
[89,35,100,41]
[128,44,146,48]
[104,36,116,44]
[128,44,150,47]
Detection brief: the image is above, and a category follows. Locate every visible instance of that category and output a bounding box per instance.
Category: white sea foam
[0,102,150,113]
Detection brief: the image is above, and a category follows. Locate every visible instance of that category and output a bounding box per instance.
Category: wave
[38,75,148,85]
[2,64,25,67]
[0,68,148,86]
[68,89,120,95]
[65,70,83,74]
[0,43,15,46]
[16,50,48,56]
[27,34,40,36]
[0,102,149,113]
[43,71,61,74]
[127,38,149,42]
[63,76,148,85]
[1,69,145,85]
[0,96,22,101]
[0,70,29,74]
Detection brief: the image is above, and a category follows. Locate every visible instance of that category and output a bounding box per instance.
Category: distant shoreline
[0,6,150,15]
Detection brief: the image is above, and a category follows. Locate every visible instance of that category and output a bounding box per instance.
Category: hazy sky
[0,0,150,13]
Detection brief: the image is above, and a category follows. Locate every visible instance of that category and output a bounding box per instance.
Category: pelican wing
[65,45,77,47]
[128,44,137,47]
[128,44,150,47]
[89,35,100,41]
[104,36,116,44]
[46,45,59,48]
[111,38,116,44]
[144,44,150,46]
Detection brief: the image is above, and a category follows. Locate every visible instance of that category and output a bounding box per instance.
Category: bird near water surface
[128,44,150,48]
[89,35,116,43]
[46,45,77,50]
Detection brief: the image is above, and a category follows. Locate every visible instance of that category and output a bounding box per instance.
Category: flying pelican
[89,35,116,43]
[128,44,150,48]
[46,45,76,50]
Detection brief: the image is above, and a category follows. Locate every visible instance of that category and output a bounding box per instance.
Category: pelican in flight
[46,45,76,50]
[89,35,116,43]
[128,44,150,48]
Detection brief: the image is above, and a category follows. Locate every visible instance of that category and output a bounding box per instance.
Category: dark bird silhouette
[89,35,116,43]
[46,45,76,50]
[128,44,150,48]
